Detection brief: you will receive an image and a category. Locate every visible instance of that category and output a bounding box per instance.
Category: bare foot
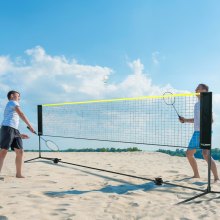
[214,179,220,183]
[16,175,25,178]
[192,175,200,178]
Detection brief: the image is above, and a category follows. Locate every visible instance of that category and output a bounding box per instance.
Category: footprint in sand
[40,180,57,184]
[109,195,119,200]
[107,164,112,167]
[129,202,139,207]
[37,174,50,177]
[60,203,71,206]
[9,196,16,198]
[27,194,40,198]
[167,170,179,174]
[50,213,59,216]
[7,203,17,205]
[54,208,67,212]
[0,177,4,181]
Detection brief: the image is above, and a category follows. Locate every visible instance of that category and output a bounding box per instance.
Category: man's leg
[0,149,8,173]
[14,148,24,178]
[186,149,200,178]
[202,149,219,182]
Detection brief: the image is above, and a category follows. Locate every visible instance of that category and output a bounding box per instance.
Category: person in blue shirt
[179,84,219,182]
[0,91,35,178]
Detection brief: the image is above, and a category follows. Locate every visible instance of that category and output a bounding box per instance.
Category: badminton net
[39,93,199,149]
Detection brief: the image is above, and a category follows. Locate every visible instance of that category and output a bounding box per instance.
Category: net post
[38,105,43,157]
[38,105,43,135]
[39,135,42,158]
[200,92,212,192]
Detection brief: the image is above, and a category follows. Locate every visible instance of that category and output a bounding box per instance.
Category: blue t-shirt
[2,100,20,129]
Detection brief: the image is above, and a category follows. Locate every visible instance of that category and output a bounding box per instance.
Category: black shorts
[0,126,23,151]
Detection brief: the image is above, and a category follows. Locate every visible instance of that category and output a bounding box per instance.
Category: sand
[0,152,220,220]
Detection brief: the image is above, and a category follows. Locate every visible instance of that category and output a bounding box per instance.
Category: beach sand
[0,152,220,220]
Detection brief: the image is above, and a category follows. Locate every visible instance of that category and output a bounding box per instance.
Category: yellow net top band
[42,93,199,107]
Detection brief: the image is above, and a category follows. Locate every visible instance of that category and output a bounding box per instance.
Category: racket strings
[45,140,59,151]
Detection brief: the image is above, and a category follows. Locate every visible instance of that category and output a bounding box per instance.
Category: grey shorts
[0,126,23,151]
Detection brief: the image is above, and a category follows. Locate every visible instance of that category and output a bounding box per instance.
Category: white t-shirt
[2,100,20,129]
[194,101,200,131]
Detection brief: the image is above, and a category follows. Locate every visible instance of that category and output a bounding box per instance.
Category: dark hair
[7,90,20,100]
[197,84,209,92]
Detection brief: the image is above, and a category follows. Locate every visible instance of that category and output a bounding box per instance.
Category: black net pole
[37,105,43,135]
[38,105,43,158]
[207,151,212,192]
[200,92,212,192]
[179,92,215,204]
[39,135,41,158]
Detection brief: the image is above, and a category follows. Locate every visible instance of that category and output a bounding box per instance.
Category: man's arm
[184,118,194,123]
[179,116,194,123]
[15,106,35,133]
[20,134,29,139]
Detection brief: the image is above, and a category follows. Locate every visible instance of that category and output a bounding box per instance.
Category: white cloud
[0,46,216,107]
[0,56,12,75]
[0,46,113,105]
[0,46,181,106]
[106,59,186,98]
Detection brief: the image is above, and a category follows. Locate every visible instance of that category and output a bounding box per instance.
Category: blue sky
[1,0,220,91]
[0,0,220,149]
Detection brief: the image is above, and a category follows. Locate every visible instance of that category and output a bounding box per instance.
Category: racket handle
[27,126,37,134]
[178,116,185,123]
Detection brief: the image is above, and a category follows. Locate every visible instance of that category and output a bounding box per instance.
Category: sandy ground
[0,152,220,220]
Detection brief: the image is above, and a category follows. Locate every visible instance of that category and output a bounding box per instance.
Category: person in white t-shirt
[179,84,219,182]
[0,91,35,178]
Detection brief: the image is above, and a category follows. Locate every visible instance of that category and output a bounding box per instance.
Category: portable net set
[25,92,219,204]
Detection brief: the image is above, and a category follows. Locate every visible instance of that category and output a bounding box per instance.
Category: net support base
[177,150,220,205]
[24,156,220,204]
[176,188,220,205]
[24,156,61,164]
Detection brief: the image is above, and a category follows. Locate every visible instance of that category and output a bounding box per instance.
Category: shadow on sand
[45,182,158,197]
[28,159,206,197]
